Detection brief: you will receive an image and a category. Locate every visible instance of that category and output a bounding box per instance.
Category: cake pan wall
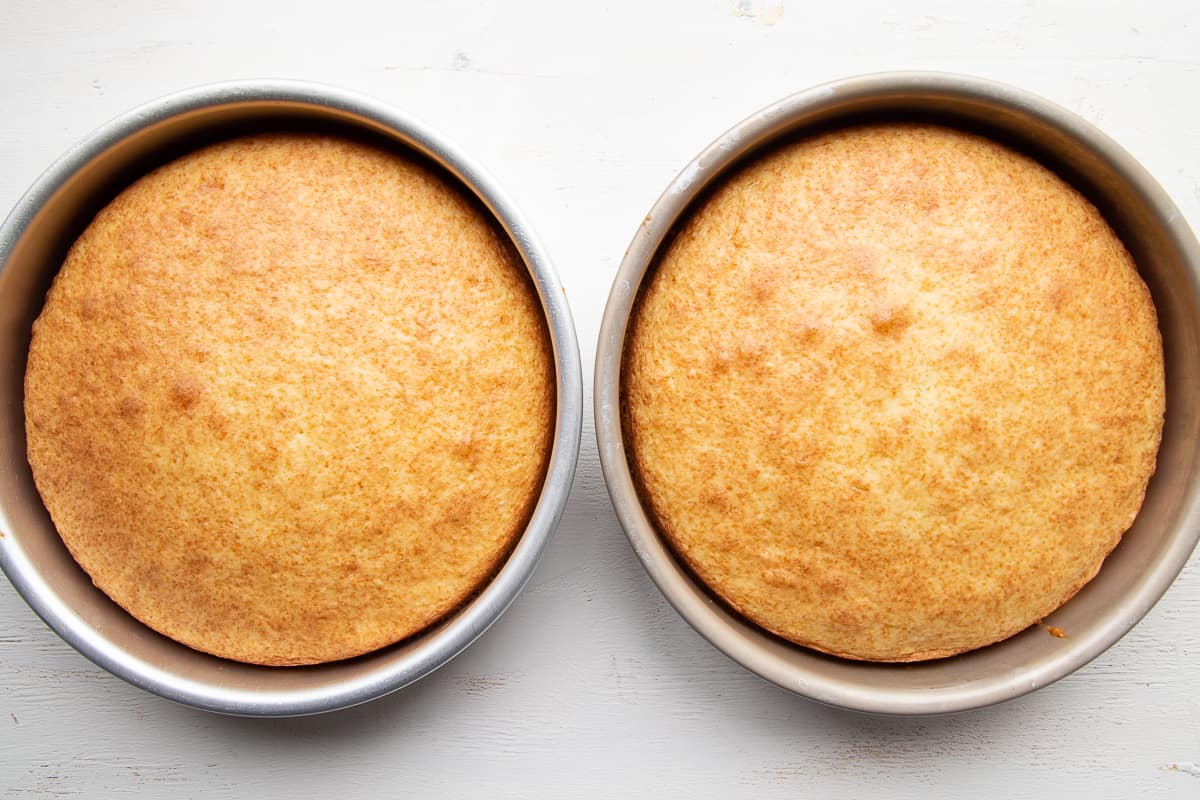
[0,80,583,716]
[595,71,1200,715]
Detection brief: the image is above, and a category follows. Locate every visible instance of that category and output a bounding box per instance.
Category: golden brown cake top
[624,123,1164,662]
[25,133,554,665]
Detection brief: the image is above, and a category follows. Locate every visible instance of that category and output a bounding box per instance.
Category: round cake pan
[0,80,583,716]
[595,71,1200,715]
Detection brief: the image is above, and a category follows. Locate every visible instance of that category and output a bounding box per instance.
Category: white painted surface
[2,1,1198,796]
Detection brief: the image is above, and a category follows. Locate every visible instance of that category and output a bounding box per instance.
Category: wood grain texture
[2,1,1199,797]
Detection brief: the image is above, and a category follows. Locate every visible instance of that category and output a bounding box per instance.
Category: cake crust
[624,123,1164,662]
[25,133,554,666]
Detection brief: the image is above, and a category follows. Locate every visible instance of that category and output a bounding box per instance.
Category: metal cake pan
[0,80,583,716]
[595,71,1200,714]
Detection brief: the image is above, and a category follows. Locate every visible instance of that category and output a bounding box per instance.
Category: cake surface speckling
[25,133,554,666]
[623,123,1164,661]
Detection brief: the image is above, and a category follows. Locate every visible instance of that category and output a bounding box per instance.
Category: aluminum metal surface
[0,80,583,716]
[595,71,1200,715]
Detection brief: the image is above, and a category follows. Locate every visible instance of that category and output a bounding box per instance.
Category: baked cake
[25,133,554,666]
[623,123,1164,661]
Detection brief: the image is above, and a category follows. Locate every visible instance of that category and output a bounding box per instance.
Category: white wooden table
[2,2,1198,796]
